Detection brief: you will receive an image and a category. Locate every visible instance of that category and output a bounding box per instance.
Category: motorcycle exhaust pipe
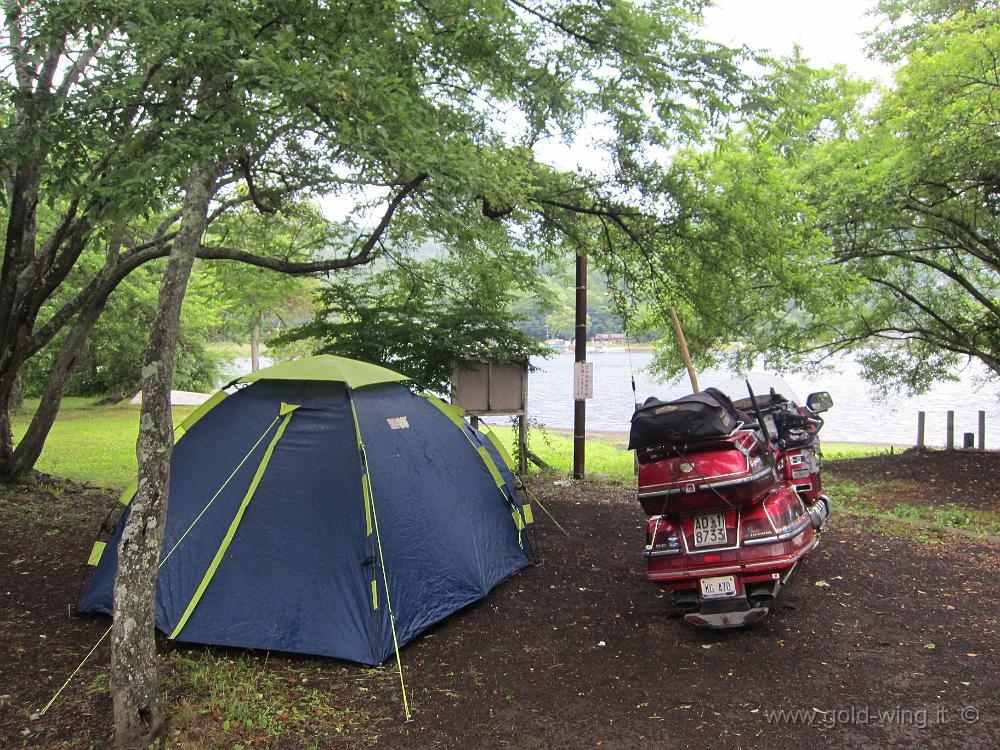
[748,582,779,604]
[807,494,831,531]
[673,591,700,612]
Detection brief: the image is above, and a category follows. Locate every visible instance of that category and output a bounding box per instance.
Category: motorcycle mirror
[806,391,833,413]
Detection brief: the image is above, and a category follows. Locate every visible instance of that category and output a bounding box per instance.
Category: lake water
[519,350,1000,448]
[221,351,1000,448]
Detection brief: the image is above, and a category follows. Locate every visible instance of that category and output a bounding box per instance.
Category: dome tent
[79,355,533,667]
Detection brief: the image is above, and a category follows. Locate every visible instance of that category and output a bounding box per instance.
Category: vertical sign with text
[574,361,594,400]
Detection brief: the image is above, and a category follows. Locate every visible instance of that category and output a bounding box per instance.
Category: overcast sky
[322,1,894,220]
[702,0,892,82]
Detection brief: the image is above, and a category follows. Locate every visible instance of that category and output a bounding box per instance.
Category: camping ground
[1,415,998,748]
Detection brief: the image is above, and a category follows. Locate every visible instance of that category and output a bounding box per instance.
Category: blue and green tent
[78,355,533,668]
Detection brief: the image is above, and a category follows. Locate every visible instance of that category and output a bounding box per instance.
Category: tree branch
[5,5,34,91]
[198,171,428,273]
[507,0,602,50]
[56,38,103,98]
[904,194,1000,262]
[196,244,379,274]
[238,154,278,215]
[867,276,971,347]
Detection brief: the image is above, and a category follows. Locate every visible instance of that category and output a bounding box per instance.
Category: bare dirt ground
[1,453,998,749]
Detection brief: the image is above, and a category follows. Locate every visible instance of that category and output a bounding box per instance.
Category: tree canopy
[822,3,1000,390]
[272,249,551,393]
[629,2,1000,394]
[1,0,744,480]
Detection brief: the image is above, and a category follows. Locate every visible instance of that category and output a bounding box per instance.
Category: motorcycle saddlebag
[628,388,744,451]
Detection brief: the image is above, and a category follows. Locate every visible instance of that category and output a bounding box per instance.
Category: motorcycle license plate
[693,511,727,547]
[700,575,737,599]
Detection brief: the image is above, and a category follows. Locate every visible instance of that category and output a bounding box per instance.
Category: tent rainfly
[79,355,534,670]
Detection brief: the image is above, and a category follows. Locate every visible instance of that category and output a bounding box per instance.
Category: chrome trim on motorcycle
[648,564,744,580]
[637,466,775,500]
[806,494,831,531]
[741,515,812,545]
[643,546,681,558]
[684,607,769,628]
[646,538,819,581]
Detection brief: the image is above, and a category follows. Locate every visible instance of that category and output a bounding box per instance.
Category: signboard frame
[451,359,529,478]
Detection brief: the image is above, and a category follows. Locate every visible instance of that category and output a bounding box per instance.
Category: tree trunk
[10,375,22,412]
[110,166,215,748]
[0,158,43,476]
[0,402,14,475]
[0,362,27,476]
[251,318,260,371]
[2,300,108,480]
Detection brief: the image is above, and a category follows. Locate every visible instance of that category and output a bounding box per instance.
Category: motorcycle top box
[636,430,777,514]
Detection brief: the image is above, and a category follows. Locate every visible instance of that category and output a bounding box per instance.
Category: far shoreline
[482,422,912,450]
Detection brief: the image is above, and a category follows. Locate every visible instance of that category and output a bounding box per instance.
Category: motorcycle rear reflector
[645,516,680,556]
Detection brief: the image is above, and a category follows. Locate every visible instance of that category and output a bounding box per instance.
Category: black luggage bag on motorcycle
[628,388,745,451]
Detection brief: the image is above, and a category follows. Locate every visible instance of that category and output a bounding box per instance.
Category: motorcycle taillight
[645,516,680,555]
[739,503,777,544]
[765,492,806,535]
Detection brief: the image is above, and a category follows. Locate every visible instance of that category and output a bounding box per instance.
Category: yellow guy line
[349,398,412,722]
[160,415,281,568]
[40,412,285,717]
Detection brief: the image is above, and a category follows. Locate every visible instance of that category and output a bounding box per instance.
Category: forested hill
[511,266,649,341]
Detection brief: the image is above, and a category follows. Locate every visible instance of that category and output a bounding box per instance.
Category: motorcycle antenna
[623,307,639,475]
[625,330,637,409]
[743,378,774,469]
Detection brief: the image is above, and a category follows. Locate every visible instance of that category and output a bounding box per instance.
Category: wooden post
[469,414,479,430]
[518,414,528,481]
[250,320,260,371]
[519,367,528,481]
[573,253,587,480]
[963,432,975,449]
[669,307,699,393]
[979,410,986,450]
[946,410,955,449]
[917,411,925,449]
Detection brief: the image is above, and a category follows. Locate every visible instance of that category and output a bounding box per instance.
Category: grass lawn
[12,398,195,489]
[488,424,902,482]
[11,399,902,490]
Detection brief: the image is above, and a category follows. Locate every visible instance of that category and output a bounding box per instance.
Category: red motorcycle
[630,375,833,628]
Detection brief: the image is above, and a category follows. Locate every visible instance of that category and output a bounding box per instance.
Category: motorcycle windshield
[712,373,800,405]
